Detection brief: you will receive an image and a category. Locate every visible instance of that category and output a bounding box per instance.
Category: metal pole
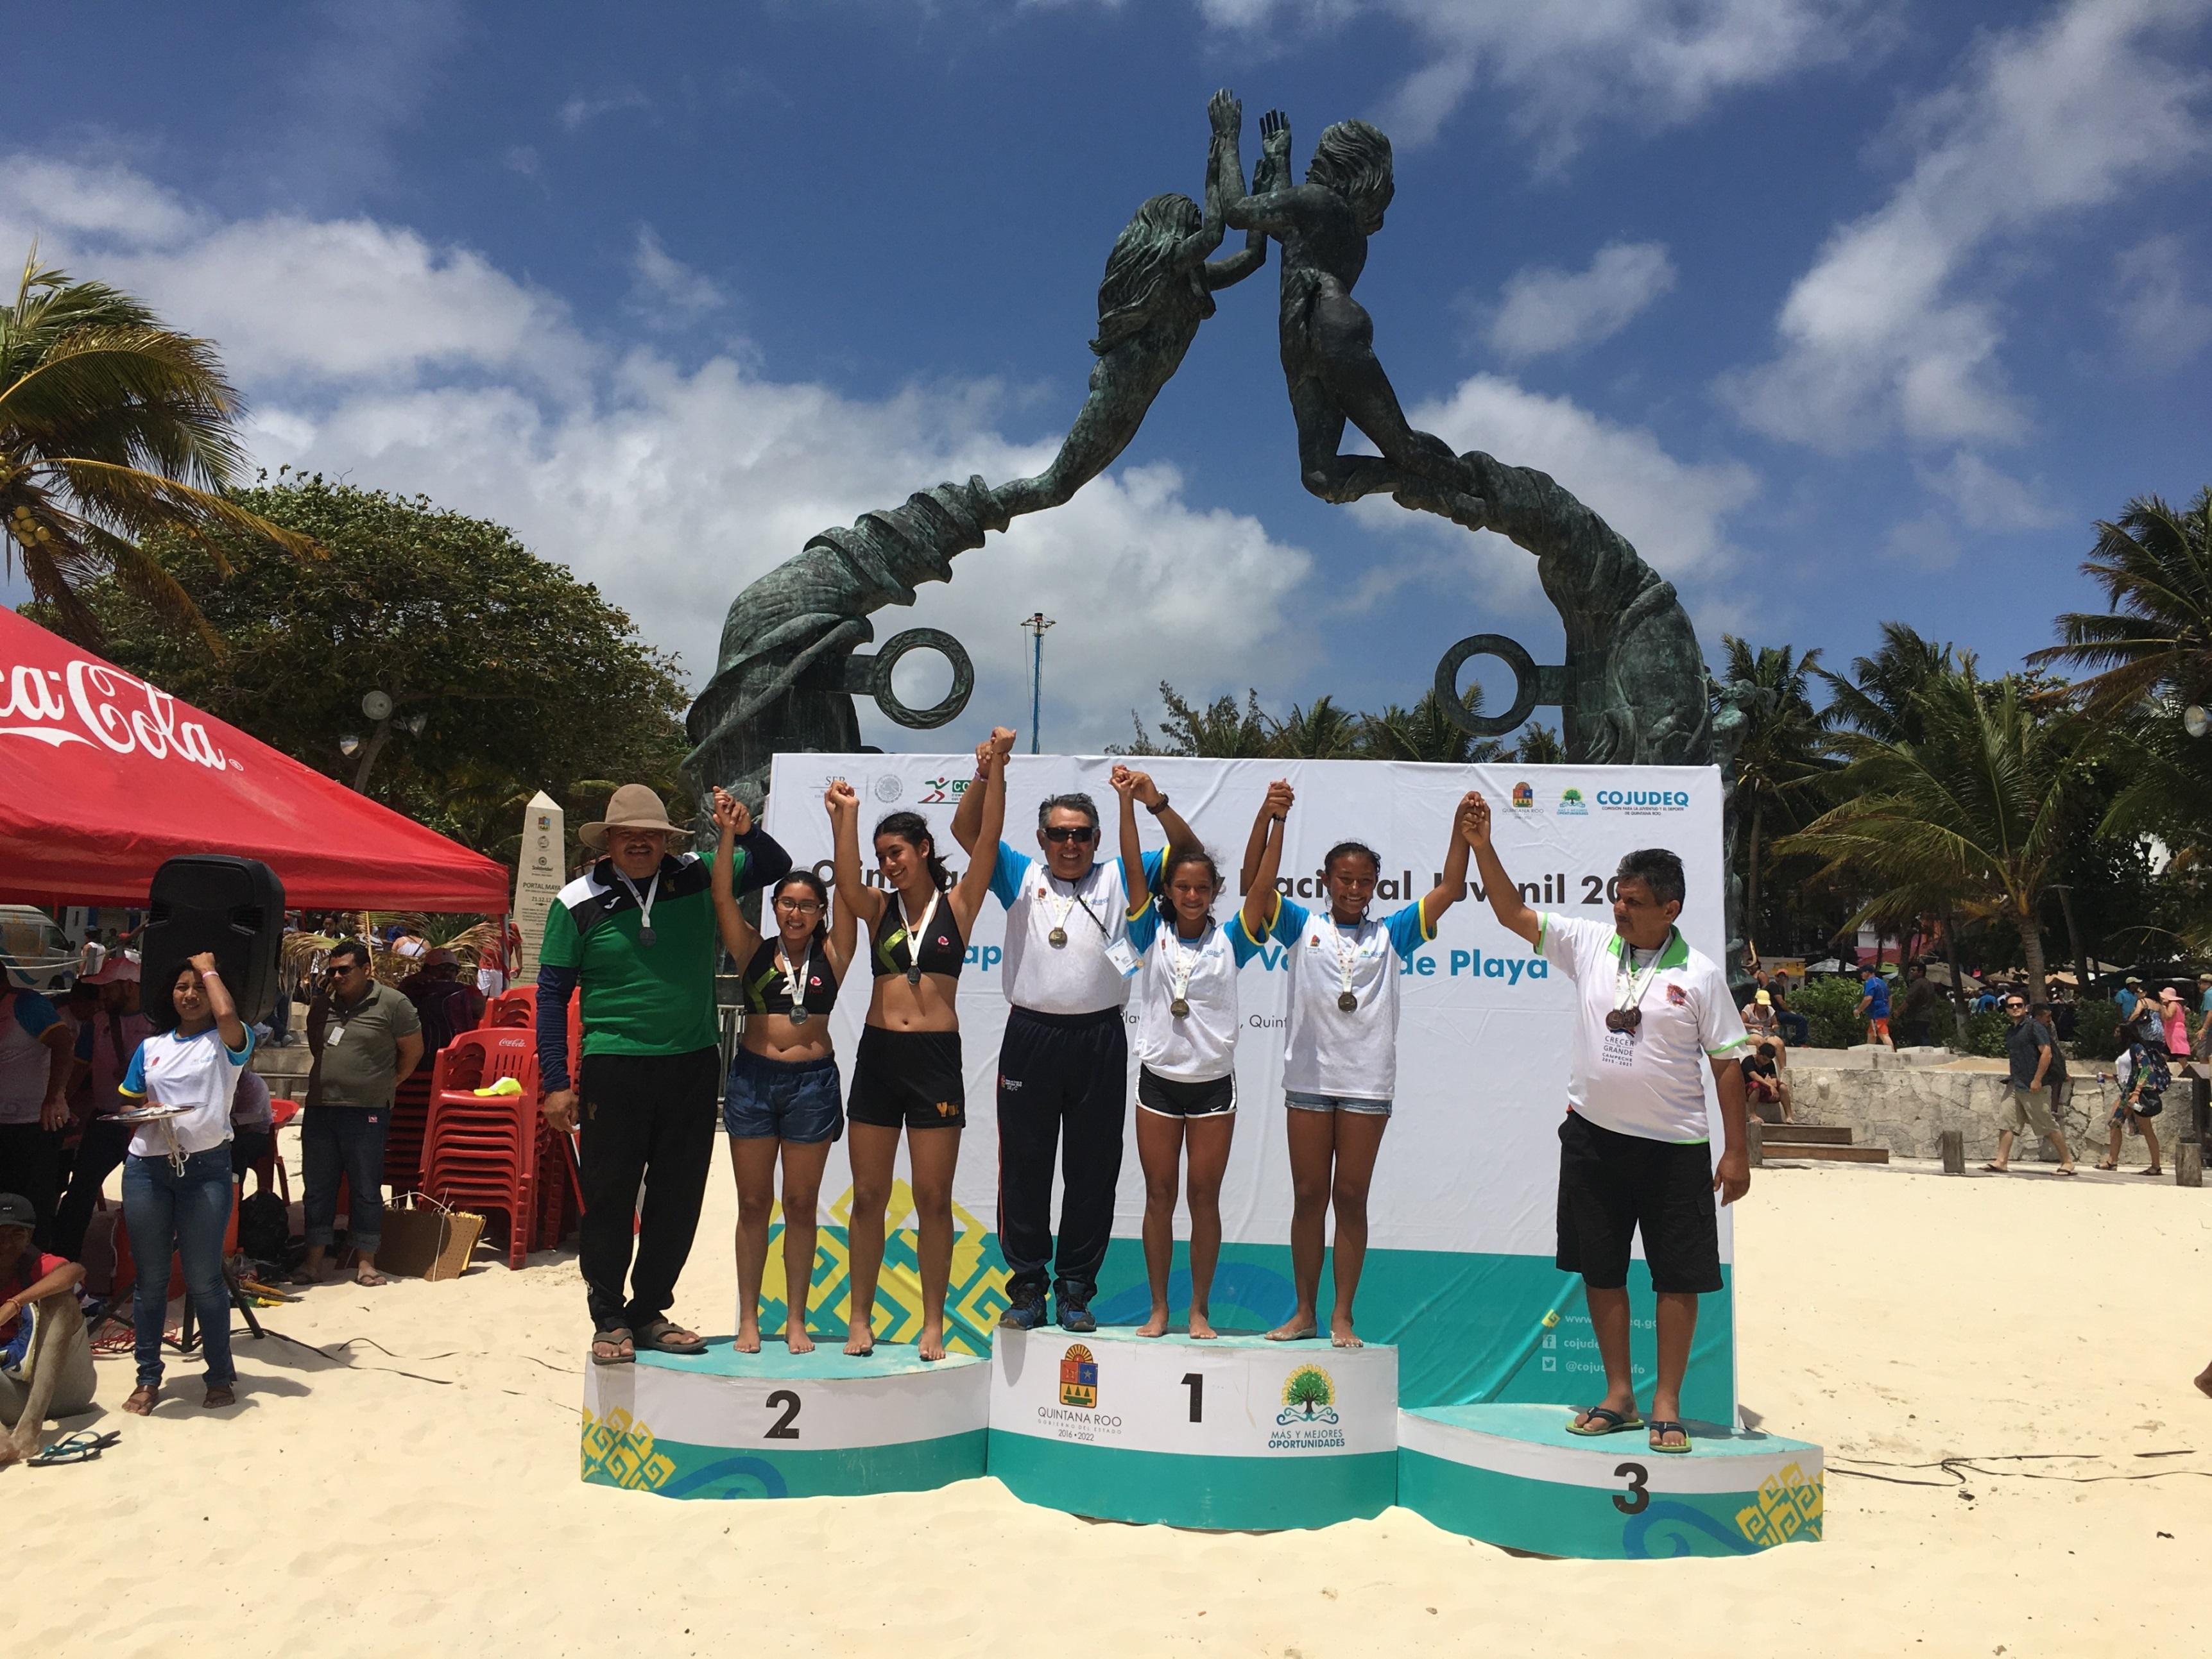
[1022,613,1054,754]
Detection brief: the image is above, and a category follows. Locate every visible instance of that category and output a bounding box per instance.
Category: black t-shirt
[2003,1016,2053,1089]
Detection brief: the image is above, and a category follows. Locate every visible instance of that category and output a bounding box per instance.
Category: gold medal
[1337,990,1359,1012]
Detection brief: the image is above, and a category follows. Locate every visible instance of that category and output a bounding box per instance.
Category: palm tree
[1510,722,1565,764]
[0,248,316,646]
[1816,621,1953,743]
[2032,488,2212,713]
[1268,694,1362,759]
[1718,637,1831,931]
[1778,661,2100,999]
[1361,685,1504,764]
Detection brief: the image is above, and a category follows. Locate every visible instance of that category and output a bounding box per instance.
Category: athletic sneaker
[1056,1298,1097,1333]
[1000,1287,1048,1331]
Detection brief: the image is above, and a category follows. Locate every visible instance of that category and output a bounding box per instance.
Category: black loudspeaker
[142,856,286,1030]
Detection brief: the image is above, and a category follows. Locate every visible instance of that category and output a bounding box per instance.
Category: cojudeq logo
[0,658,236,771]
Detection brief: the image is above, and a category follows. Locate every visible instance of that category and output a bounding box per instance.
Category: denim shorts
[723,1048,843,1143]
[1285,1089,1393,1118]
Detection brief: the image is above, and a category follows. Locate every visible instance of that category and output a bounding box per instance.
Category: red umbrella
[0,606,510,913]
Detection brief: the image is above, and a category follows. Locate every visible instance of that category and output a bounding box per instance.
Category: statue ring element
[844,628,976,729]
[1432,633,1566,738]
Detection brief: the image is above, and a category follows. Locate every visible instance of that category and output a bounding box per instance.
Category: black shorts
[1556,1110,1721,1295]
[847,1026,966,1130]
[1136,1066,1236,1119]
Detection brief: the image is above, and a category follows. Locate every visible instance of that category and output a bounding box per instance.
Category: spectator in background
[1742,1039,1791,1122]
[53,957,150,1261]
[399,946,483,1056]
[0,1191,93,1465]
[293,939,423,1288]
[1899,962,1942,1049]
[2031,1000,2073,1128]
[1742,989,1780,1042]
[228,1064,275,1197]
[1984,992,2075,1175]
[2115,975,2143,1021]
[2197,971,2212,1020]
[2100,1003,2167,1175]
[1857,968,1894,1048]
[2157,985,2192,1060]
[1770,976,1809,1046]
[0,978,76,1247]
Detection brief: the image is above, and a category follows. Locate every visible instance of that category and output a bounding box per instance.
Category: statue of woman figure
[995,90,1277,519]
[1226,112,1480,518]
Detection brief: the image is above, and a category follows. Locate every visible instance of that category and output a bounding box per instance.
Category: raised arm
[1240,782,1292,938]
[1174,89,1239,271]
[948,732,995,855]
[951,727,1015,931]
[1418,792,1479,930]
[827,779,886,930]
[1123,767,1201,857]
[1206,101,1279,290]
[821,786,861,977]
[1461,792,1540,946]
[1223,109,1300,235]
[709,787,764,964]
[189,951,248,1053]
[1239,778,1290,893]
[1111,765,1149,908]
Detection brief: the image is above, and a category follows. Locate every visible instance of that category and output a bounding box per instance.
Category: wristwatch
[1145,794,1170,814]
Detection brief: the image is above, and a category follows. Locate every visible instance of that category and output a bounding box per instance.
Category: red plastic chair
[484,987,535,1028]
[418,1031,544,1269]
[248,1098,301,1202]
[111,1185,242,1302]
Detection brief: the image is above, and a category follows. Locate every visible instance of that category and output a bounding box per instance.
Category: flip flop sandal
[1648,1420,1694,1454]
[633,1319,708,1356]
[28,1430,120,1467]
[1565,1405,1644,1436]
[590,1326,635,1367]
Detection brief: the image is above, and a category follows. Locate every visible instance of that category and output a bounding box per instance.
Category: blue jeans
[121,1148,236,1389]
[302,1105,389,1254]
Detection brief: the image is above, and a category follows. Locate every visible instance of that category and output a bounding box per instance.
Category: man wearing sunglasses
[1463,801,1749,1458]
[952,754,1202,1332]
[296,939,424,1287]
[1984,994,2074,1175]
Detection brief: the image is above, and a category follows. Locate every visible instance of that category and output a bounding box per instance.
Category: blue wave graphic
[660,1456,791,1501]
[1093,1262,1297,1327]
[1623,1501,1757,1558]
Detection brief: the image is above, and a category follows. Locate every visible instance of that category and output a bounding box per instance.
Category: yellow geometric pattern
[580,1407,676,1492]
[754,1180,1010,1356]
[1735,1461,1824,1546]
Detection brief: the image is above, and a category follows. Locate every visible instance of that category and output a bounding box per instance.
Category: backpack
[237,1191,293,1266]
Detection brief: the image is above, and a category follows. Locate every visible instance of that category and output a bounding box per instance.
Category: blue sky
[6,0,2209,754]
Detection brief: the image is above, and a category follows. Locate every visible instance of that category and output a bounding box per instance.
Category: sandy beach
[19,1151,2208,1659]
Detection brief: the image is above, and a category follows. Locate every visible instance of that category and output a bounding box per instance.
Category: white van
[0,905,77,992]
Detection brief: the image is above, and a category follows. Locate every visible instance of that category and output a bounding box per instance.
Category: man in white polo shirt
[1464,794,1749,1457]
[952,754,1201,1332]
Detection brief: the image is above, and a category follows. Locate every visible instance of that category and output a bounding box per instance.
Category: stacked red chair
[419,1030,546,1270]
[384,1072,433,1197]
[484,987,535,1028]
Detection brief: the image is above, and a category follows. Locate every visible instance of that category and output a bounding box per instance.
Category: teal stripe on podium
[1397,1448,1805,1558]
[583,1429,986,1501]
[989,1432,1395,1531]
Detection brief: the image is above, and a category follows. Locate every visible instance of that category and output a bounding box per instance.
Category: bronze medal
[1170,996,1190,1018]
[1337,990,1359,1012]
[1049,926,1069,948]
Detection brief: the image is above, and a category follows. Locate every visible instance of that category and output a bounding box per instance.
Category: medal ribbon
[896,889,942,983]
[1615,940,1664,1019]
[1332,920,1367,1007]
[615,869,660,940]
[776,939,812,1018]
[1166,923,1205,1009]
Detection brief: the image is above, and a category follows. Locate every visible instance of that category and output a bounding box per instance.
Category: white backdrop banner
[763,754,1736,1415]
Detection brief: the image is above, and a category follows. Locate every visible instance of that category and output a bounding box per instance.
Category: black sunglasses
[1043,826,1097,844]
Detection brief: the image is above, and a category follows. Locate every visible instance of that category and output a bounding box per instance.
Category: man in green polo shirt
[537,783,791,1366]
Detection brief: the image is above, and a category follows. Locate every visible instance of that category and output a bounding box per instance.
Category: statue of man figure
[1226,112,1482,522]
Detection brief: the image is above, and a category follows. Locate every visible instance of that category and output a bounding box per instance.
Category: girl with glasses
[828,731,1010,1361]
[710,787,855,1354]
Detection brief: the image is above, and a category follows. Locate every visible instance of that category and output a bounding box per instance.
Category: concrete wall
[1781,1059,2191,1166]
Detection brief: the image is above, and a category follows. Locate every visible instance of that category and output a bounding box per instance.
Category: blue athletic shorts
[723,1048,843,1143]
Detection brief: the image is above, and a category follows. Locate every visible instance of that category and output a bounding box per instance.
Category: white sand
[18,1152,2209,1658]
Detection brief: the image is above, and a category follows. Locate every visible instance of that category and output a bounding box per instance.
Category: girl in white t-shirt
[1262,791,1480,1348]
[1115,772,1294,1340]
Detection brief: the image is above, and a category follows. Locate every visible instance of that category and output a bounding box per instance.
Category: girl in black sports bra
[828,727,1010,1361]
[711,785,858,1356]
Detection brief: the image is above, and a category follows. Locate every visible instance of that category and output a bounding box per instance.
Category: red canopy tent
[0,606,510,913]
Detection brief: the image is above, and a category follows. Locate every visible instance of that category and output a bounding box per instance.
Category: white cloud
[1195,0,1869,160]
[1915,452,2065,531]
[0,157,1314,752]
[628,228,725,326]
[1343,375,1759,623]
[558,89,650,132]
[1476,241,1676,360]
[1722,0,2212,452]
[2109,233,2212,366]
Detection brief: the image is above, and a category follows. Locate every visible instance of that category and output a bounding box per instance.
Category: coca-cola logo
[0,659,236,772]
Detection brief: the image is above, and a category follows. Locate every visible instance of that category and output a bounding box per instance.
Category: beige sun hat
[579,784,681,849]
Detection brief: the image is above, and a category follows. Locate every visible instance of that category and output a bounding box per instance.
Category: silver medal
[639,924,656,948]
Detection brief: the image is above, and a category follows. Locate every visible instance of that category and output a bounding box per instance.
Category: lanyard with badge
[617,869,661,946]
[1602,941,1664,1067]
